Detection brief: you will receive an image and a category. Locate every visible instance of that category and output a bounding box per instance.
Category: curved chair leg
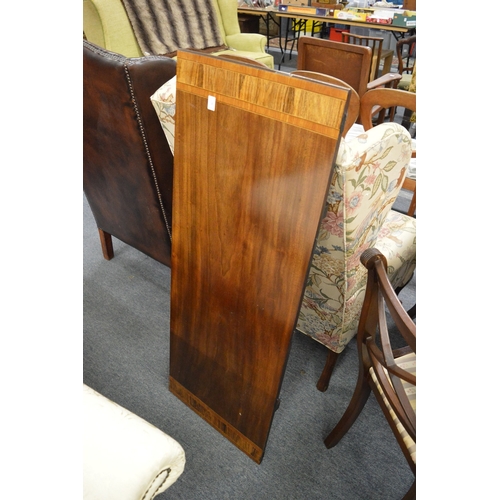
[99,228,114,260]
[324,370,371,449]
[316,350,341,392]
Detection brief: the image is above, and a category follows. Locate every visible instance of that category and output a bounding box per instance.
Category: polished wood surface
[290,70,360,136]
[170,50,349,463]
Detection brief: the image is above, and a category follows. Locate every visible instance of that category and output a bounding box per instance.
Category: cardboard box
[392,12,416,27]
[278,4,328,15]
[334,9,368,21]
[366,16,392,25]
[311,1,337,6]
[282,0,311,6]
[329,27,350,41]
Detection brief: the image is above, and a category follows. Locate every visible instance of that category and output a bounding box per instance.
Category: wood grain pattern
[170,50,349,463]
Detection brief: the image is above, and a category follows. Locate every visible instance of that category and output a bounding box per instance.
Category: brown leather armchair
[83,40,176,267]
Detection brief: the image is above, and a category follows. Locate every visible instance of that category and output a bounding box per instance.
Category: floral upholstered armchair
[296,122,417,391]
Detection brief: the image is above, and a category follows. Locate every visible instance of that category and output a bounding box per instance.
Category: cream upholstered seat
[323,248,416,499]
[83,0,274,68]
[83,384,186,500]
[296,122,416,391]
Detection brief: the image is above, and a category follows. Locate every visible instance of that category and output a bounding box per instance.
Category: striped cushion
[370,352,416,463]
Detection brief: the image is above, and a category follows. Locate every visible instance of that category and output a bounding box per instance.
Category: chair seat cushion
[370,353,416,464]
[83,384,186,500]
[376,210,416,289]
[397,73,412,90]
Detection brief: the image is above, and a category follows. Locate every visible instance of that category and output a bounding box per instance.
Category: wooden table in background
[276,11,415,67]
[169,50,349,463]
[238,6,283,51]
[238,7,416,69]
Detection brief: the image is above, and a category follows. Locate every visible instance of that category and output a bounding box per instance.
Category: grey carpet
[83,188,415,499]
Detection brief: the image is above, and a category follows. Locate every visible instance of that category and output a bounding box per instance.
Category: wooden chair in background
[324,248,416,499]
[341,32,394,82]
[396,35,416,91]
[395,36,417,130]
[359,88,416,217]
[297,37,400,125]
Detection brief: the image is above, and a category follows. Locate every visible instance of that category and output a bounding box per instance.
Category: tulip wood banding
[169,50,349,463]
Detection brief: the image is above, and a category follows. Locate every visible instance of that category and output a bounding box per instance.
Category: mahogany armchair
[323,248,416,499]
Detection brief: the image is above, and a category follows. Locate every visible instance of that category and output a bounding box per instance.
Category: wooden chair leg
[316,350,341,392]
[324,370,371,448]
[98,229,114,260]
[407,188,416,217]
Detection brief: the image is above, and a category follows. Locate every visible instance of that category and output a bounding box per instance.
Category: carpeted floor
[83,187,415,499]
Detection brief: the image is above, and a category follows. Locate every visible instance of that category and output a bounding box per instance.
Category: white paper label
[208,95,216,111]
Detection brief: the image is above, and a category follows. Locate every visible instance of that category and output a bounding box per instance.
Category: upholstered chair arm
[367,72,402,91]
[83,385,186,499]
[225,33,267,53]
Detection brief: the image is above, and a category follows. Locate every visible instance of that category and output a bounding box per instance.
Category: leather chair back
[83,40,176,267]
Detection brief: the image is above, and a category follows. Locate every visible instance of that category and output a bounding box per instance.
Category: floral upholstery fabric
[151,75,177,155]
[296,123,416,353]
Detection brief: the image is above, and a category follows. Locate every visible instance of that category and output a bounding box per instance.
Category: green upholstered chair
[83,0,275,68]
